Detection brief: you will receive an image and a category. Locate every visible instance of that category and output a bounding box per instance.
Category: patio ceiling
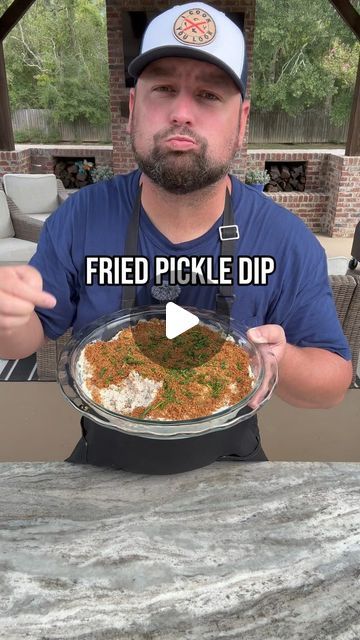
[0,0,359,153]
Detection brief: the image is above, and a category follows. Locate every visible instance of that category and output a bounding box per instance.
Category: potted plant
[245,169,270,193]
[90,165,114,183]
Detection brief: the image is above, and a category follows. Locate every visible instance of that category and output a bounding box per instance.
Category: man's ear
[237,99,250,148]
[127,88,136,133]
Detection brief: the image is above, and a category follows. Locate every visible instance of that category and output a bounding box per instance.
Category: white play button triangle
[165,302,199,340]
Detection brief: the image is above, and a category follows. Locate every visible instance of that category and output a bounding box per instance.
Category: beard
[130,124,239,195]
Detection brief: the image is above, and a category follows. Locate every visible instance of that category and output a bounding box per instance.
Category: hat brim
[128,46,246,99]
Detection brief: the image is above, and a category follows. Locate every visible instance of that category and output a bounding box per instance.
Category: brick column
[323,155,360,237]
[106,0,127,174]
[0,149,31,177]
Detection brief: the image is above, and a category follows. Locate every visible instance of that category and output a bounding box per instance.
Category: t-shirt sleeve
[28,199,79,340]
[272,240,351,361]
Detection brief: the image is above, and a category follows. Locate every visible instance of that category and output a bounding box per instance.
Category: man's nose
[169,93,194,126]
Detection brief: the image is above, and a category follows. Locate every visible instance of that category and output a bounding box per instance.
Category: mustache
[153,126,206,147]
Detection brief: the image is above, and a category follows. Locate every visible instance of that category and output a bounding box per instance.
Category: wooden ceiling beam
[328,0,360,39]
[328,1,360,155]
[0,0,37,41]
[346,54,360,155]
[0,42,14,149]
[0,0,37,150]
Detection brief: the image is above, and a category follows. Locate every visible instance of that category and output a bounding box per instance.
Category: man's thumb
[247,328,268,343]
[15,264,44,289]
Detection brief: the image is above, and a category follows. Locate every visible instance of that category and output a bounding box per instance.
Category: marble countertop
[0,461,360,640]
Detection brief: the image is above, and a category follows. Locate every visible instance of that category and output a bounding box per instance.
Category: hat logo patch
[173,9,216,47]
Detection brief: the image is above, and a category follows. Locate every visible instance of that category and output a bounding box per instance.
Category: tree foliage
[252,0,360,124]
[2,0,110,125]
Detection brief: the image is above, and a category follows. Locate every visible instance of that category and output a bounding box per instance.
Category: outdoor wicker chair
[329,273,360,386]
[0,190,37,263]
[1,173,68,243]
[36,329,72,381]
[35,274,360,386]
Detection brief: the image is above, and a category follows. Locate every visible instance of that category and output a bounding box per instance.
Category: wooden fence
[12,109,111,143]
[12,108,348,144]
[248,109,348,144]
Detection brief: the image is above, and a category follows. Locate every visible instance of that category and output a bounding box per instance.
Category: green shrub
[14,127,61,144]
[245,169,271,185]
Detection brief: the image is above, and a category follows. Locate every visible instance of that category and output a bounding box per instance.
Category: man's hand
[247,324,352,409]
[246,325,284,409]
[0,265,56,335]
[248,324,287,364]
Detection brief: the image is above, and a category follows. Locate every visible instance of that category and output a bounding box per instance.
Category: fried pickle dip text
[77,319,254,421]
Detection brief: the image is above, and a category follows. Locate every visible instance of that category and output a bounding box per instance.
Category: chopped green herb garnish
[124,354,143,365]
[207,380,224,398]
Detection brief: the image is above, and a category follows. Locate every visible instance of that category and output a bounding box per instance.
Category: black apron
[66,184,268,473]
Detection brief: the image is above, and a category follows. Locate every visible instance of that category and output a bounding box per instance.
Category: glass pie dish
[57,305,278,439]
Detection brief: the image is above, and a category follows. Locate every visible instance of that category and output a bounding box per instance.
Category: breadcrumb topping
[79,319,253,420]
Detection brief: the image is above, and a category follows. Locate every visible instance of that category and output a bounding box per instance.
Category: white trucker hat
[128,2,248,99]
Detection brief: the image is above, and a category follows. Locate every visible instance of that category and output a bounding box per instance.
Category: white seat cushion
[3,173,58,215]
[0,237,37,262]
[0,191,15,239]
[327,256,349,276]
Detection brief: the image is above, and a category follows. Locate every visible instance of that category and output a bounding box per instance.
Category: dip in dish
[77,319,254,421]
[58,306,277,439]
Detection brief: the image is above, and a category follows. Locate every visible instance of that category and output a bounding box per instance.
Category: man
[0,3,352,473]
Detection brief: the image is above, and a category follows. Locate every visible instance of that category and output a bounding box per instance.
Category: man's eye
[199,91,220,101]
[153,86,175,93]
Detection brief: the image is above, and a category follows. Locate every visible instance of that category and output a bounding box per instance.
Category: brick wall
[322,155,360,237]
[247,151,359,237]
[247,151,331,233]
[105,0,256,179]
[247,151,329,191]
[0,146,358,237]
[28,146,113,174]
[0,149,31,175]
[265,192,329,233]
[0,147,112,178]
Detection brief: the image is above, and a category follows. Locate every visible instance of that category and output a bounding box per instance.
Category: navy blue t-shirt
[29,169,351,360]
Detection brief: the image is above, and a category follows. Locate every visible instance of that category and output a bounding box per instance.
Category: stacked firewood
[54,158,94,189]
[264,164,306,192]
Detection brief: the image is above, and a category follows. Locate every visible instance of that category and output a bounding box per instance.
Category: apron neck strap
[121,183,237,317]
[121,184,142,309]
[216,187,236,317]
